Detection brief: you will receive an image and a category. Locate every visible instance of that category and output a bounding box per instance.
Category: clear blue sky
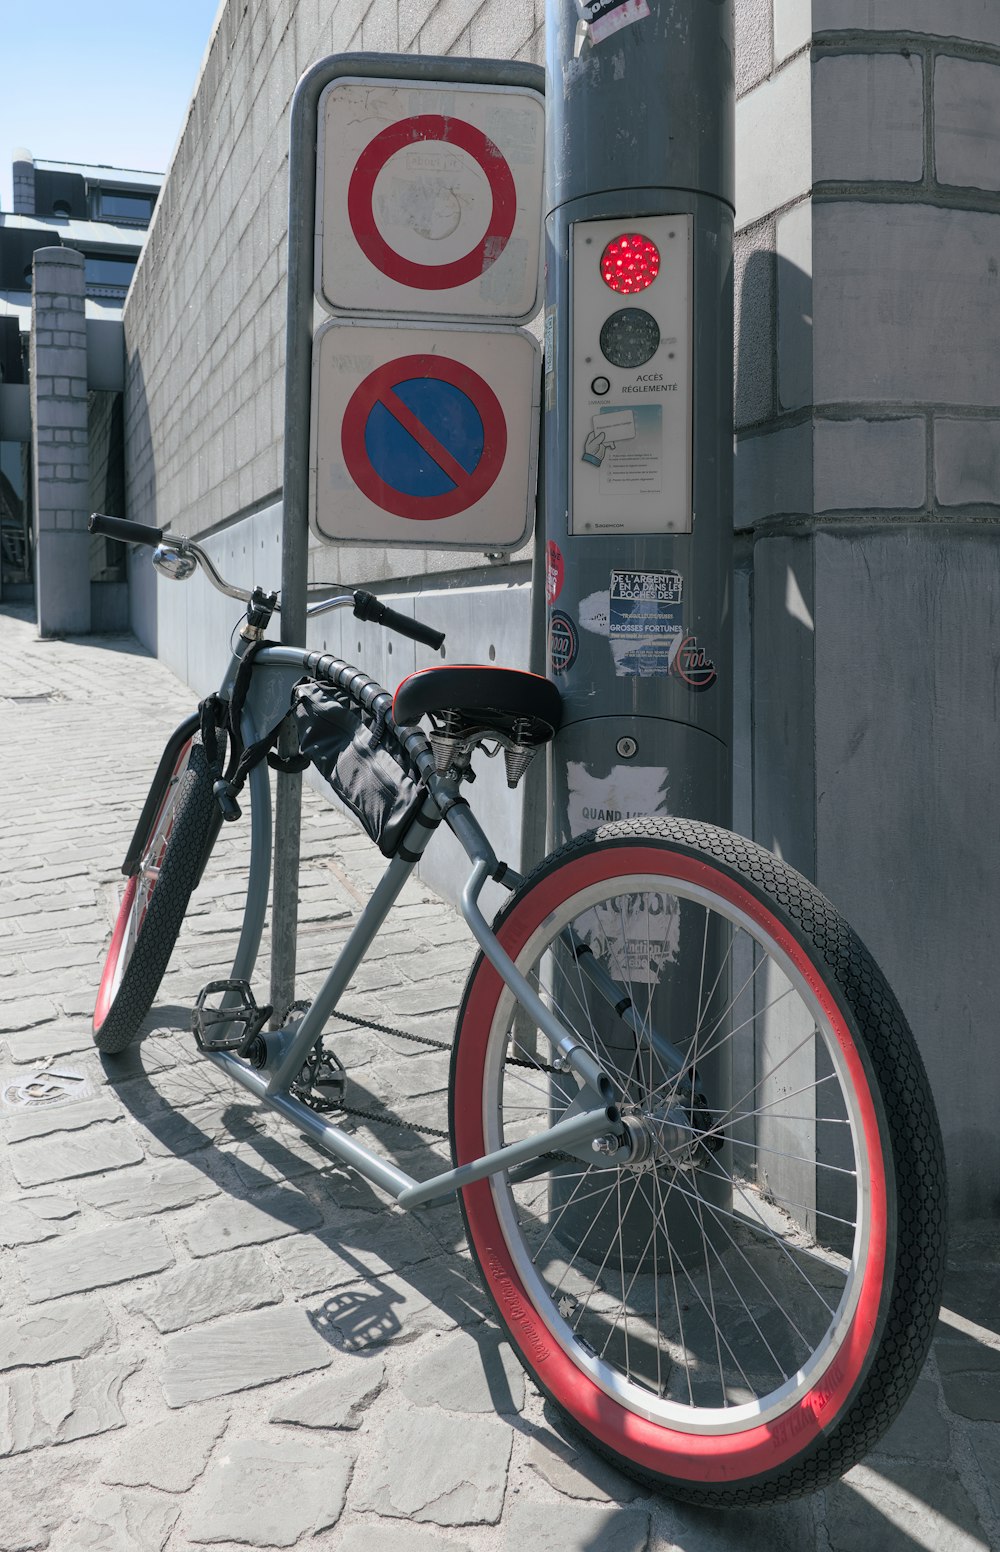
[0,1,223,210]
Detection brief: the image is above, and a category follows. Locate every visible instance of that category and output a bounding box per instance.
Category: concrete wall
[734,0,1000,1218]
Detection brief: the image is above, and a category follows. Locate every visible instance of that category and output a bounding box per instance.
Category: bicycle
[88,510,946,1508]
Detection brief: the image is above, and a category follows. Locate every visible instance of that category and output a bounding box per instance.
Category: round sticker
[550,611,579,675]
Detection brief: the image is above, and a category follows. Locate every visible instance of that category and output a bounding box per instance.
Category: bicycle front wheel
[94,739,219,1054]
[450,817,946,1506]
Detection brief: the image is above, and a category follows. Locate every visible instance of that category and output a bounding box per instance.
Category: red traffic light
[600,233,660,294]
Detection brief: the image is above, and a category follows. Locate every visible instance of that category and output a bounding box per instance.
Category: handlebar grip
[89,513,165,548]
[353,590,445,651]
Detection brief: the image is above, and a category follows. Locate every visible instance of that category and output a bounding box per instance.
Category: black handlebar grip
[88,513,165,548]
[353,590,445,651]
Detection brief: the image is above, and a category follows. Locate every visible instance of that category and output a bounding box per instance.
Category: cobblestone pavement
[0,603,998,1552]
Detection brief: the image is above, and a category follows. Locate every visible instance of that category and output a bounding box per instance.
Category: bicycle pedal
[192,979,272,1052]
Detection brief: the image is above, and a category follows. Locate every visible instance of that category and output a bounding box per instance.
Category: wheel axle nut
[592,1134,619,1155]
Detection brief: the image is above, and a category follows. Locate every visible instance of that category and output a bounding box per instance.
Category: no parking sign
[317,77,544,323]
[311,321,540,549]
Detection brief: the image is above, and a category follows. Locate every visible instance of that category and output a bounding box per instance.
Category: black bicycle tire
[93,741,219,1055]
[449,815,947,1507]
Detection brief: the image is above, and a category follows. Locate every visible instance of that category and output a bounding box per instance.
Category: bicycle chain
[283,1005,557,1143]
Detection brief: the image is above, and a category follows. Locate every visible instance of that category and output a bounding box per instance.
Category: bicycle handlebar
[89,513,165,547]
[352,590,445,651]
[88,513,446,650]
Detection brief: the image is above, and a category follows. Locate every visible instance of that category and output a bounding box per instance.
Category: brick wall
[734,0,1000,1218]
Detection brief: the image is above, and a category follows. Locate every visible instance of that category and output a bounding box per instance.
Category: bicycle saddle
[392,666,562,787]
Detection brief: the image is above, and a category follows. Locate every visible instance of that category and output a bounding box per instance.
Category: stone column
[30,247,91,636]
[733,1,1000,1219]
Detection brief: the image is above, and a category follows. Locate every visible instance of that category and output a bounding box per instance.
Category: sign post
[542,1,735,1257]
[272,54,544,1022]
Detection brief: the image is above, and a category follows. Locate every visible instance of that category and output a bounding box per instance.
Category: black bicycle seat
[392,665,562,741]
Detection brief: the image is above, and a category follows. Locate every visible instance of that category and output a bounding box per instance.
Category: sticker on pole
[316,77,545,323]
[311,320,540,550]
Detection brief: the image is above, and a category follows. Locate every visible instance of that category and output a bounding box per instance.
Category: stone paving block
[272,1212,434,1296]
[18,1219,174,1302]
[334,1526,475,1552]
[525,1424,647,1502]
[1,1026,93,1063]
[0,1296,112,1371]
[140,1098,266,1157]
[827,1461,988,1552]
[178,1183,323,1257]
[0,1000,57,1035]
[75,1158,220,1218]
[184,1437,353,1546]
[269,1351,386,1429]
[8,1122,144,1188]
[161,1305,334,1406]
[354,1407,512,1526]
[0,1353,137,1455]
[54,1489,179,1552]
[129,1245,283,1334]
[0,1194,77,1247]
[100,1406,229,1492]
[3,1094,122,1143]
[400,1328,524,1416]
[221,1128,333,1189]
[0,1448,97,1552]
[871,1374,951,1458]
[502,1500,651,1552]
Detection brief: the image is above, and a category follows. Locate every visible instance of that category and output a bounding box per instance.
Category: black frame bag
[292,681,426,858]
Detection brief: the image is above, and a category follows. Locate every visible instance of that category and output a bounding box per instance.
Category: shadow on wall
[124,351,158,656]
[733,246,815,879]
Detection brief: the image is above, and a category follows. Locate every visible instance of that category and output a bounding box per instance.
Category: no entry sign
[310,321,540,549]
[316,77,544,323]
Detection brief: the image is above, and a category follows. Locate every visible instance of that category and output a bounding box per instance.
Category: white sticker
[566,757,679,982]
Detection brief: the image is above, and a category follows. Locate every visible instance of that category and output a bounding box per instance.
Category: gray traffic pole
[542,0,735,1262]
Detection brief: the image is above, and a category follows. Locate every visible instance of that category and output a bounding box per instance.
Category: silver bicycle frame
[202,644,620,1210]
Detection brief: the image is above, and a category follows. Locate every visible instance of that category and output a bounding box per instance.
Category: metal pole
[542,0,735,1260]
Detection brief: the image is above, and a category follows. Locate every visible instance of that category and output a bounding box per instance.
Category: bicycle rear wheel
[450,816,946,1506]
[94,739,219,1054]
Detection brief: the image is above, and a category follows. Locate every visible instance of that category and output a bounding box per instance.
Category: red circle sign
[341,355,508,522]
[347,115,517,291]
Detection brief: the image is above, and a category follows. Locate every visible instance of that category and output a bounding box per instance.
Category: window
[83,254,137,291]
[92,189,155,224]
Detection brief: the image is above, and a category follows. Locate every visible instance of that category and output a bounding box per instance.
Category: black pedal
[192,980,272,1052]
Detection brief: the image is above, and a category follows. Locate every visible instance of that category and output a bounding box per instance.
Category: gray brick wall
[734,0,1000,1217]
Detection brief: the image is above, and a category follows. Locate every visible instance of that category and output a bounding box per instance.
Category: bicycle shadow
[101,1025,492,1354]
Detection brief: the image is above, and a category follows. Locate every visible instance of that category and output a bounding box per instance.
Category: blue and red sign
[341,354,507,522]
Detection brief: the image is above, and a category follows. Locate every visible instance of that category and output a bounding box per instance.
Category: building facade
[0,152,162,626]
